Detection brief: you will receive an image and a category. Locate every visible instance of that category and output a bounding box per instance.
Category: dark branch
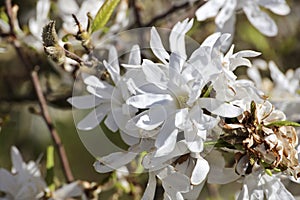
[5,0,74,183]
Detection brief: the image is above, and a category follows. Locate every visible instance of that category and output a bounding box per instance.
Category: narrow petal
[11,146,24,173]
[169,18,193,58]
[191,157,209,185]
[150,27,169,64]
[94,151,137,173]
[103,60,119,84]
[67,95,102,109]
[126,93,173,109]
[108,46,120,72]
[215,0,237,29]
[259,2,290,15]
[175,108,189,130]
[104,112,118,132]
[195,0,225,21]
[243,3,277,36]
[198,98,243,118]
[141,172,156,200]
[155,129,179,157]
[0,169,16,195]
[52,182,83,199]
[142,59,168,90]
[82,74,106,88]
[77,104,110,130]
[128,45,141,65]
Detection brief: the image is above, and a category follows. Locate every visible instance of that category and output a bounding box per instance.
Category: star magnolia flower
[248,60,300,122]
[0,146,86,200]
[126,19,262,157]
[27,0,51,49]
[195,0,290,49]
[59,0,103,35]
[68,45,140,136]
[237,169,295,200]
[0,146,46,200]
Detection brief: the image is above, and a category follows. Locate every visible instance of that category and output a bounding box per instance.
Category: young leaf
[266,120,300,127]
[91,0,121,33]
[45,145,55,191]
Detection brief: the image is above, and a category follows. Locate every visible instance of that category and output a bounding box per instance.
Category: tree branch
[5,0,74,183]
[129,0,205,28]
[31,69,74,182]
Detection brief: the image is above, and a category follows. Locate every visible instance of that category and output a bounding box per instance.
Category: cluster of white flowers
[68,17,300,199]
[1,0,300,199]
[195,0,290,50]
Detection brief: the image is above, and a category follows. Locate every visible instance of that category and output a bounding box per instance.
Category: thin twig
[131,0,142,27]
[5,0,74,183]
[129,0,205,28]
[5,0,15,36]
[31,69,74,182]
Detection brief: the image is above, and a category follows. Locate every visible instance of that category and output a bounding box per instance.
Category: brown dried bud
[42,21,66,64]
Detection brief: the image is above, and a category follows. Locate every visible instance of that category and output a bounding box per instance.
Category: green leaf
[91,0,121,33]
[266,120,300,127]
[45,145,55,191]
[265,168,273,176]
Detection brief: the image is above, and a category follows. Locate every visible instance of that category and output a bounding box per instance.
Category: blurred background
[0,0,300,199]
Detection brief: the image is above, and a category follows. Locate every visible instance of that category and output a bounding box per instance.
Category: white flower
[59,0,103,35]
[27,0,51,49]
[237,170,295,200]
[195,0,290,48]
[126,19,254,157]
[68,45,140,137]
[0,146,86,200]
[248,60,300,121]
[0,146,47,200]
[49,181,85,200]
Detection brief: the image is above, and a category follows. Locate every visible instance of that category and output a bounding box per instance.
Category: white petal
[94,151,137,173]
[11,146,24,173]
[108,46,120,72]
[247,66,262,87]
[155,129,179,157]
[77,104,110,130]
[136,105,167,130]
[195,0,225,21]
[141,172,156,200]
[103,60,119,84]
[150,27,169,64]
[215,0,237,29]
[169,52,185,82]
[126,93,173,109]
[104,112,118,132]
[58,0,78,14]
[233,50,261,58]
[191,158,209,185]
[175,108,189,130]
[52,182,83,199]
[82,74,106,88]
[0,169,16,195]
[120,131,140,146]
[128,45,141,65]
[67,95,102,109]
[162,172,190,192]
[259,2,290,15]
[169,18,193,58]
[86,85,112,100]
[142,59,168,90]
[206,151,239,184]
[243,3,278,36]
[198,98,243,117]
